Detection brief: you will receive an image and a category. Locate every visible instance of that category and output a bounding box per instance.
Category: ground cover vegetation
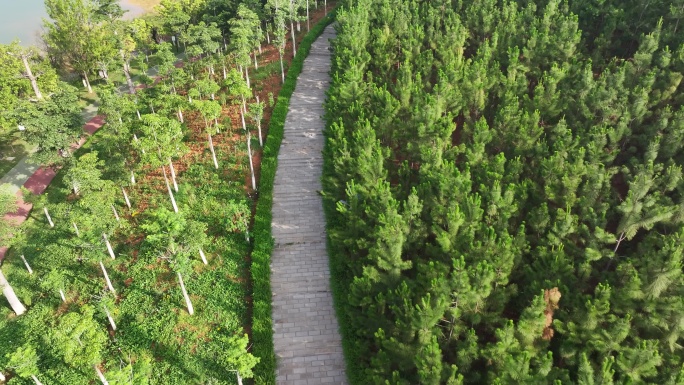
[0,0,333,383]
[324,0,684,384]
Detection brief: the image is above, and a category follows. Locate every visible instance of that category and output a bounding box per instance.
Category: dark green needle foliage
[323,0,684,384]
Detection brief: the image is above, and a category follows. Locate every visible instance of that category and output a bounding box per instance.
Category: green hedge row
[250,10,337,384]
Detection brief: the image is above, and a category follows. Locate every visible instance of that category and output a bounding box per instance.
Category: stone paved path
[271,26,348,385]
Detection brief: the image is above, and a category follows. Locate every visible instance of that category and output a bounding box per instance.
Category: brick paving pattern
[271,25,348,385]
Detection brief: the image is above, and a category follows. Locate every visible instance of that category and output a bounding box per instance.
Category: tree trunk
[256,96,263,146]
[279,50,285,84]
[306,0,310,32]
[247,131,256,190]
[136,109,141,120]
[208,134,219,169]
[20,255,33,275]
[290,20,297,57]
[245,66,251,89]
[83,71,93,94]
[21,55,43,100]
[169,158,178,192]
[0,269,27,315]
[31,374,44,385]
[122,55,135,94]
[130,170,136,185]
[44,207,54,227]
[325,0,327,13]
[178,108,184,123]
[99,261,115,294]
[199,248,208,265]
[103,234,116,259]
[162,166,179,213]
[241,99,247,131]
[104,305,116,331]
[1,370,6,382]
[177,273,194,315]
[237,371,243,385]
[254,52,258,69]
[222,65,227,80]
[266,29,271,44]
[297,20,301,32]
[122,187,132,209]
[111,205,120,222]
[59,289,66,303]
[94,366,109,385]
[73,221,80,237]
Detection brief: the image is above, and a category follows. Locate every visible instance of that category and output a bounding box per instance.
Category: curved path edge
[270,25,348,385]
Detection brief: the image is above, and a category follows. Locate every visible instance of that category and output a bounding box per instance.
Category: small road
[270,25,348,385]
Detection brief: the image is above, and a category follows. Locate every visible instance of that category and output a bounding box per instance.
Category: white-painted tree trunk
[297,20,301,32]
[21,55,43,100]
[103,234,116,259]
[162,167,179,213]
[247,131,256,190]
[72,182,80,195]
[325,0,327,13]
[104,305,116,330]
[121,50,135,94]
[0,371,6,382]
[59,289,66,303]
[44,207,54,227]
[0,269,27,315]
[94,366,109,385]
[20,255,33,275]
[266,29,271,44]
[279,50,285,83]
[134,134,145,154]
[169,158,178,192]
[256,96,263,146]
[73,221,80,237]
[136,110,141,120]
[245,66,250,89]
[222,65,227,80]
[31,374,44,385]
[208,134,219,169]
[237,371,243,385]
[122,188,132,209]
[178,108,184,123]
[240,100,247,131]
[306,0,310,31]
[111,205,120,222]
[99,261,116,294]
[254,52,258,69]
[199,248,208,265]
[290,20,297,57]
[130,170,136,185]
[83,71,93,94]
[177,273,194,315]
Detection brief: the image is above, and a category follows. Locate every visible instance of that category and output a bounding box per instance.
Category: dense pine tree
[324,0,684,383]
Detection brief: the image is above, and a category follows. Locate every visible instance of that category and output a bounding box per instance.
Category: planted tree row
[324,0,684,384]
[0,0,329,383]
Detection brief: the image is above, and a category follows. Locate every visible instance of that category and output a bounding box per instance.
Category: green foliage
[10,84,83,165]
[324,0,684,384]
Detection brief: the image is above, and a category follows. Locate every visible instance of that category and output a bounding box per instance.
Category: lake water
[0,0,145,46]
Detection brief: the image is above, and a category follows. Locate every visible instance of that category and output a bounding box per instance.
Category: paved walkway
[270,26,347,385]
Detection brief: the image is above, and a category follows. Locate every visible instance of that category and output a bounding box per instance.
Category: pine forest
[0,0,334,383]
[324,0,684,384]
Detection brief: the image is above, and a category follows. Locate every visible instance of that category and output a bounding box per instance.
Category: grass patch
[0,130,35,177]
[250,10,337,384]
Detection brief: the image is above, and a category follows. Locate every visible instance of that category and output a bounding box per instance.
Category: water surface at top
[0,0,145,46]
